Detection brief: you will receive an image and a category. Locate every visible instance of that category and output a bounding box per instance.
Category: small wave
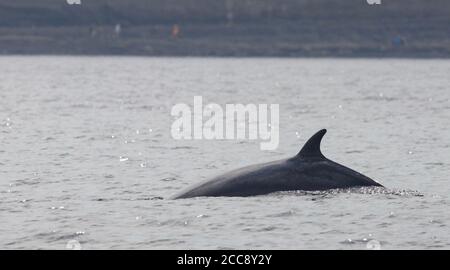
[171,146,197,150]
[92,196,164,202]
[266,210,296,218]
[161,177,177,182]
[424,162,445,166]
[362,95,398,102]
[141,196,164,200]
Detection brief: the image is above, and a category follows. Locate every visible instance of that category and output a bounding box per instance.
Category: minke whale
[173,129,383,199]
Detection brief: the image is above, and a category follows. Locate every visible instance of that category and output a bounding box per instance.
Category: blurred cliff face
[0,0,449,26]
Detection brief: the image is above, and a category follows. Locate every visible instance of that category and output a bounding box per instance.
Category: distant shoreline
[1,23,449,58]
[1,54,449,59]
[1,0,449,57]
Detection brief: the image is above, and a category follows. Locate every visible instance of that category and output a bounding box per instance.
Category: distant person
[171,24,180,38]
[391,36,406,47]
[226,11,234,26]
[89,26,97,37]
[115,24,122,37]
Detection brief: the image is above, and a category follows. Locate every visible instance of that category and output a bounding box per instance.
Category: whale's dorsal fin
[296,129,327,160]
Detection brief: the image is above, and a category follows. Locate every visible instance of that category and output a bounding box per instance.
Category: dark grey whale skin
[172,129,383,199]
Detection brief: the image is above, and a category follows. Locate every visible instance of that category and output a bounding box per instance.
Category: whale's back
[172,129,384,199]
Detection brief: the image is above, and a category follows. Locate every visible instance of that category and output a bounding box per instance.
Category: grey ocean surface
[1,57,449,249]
